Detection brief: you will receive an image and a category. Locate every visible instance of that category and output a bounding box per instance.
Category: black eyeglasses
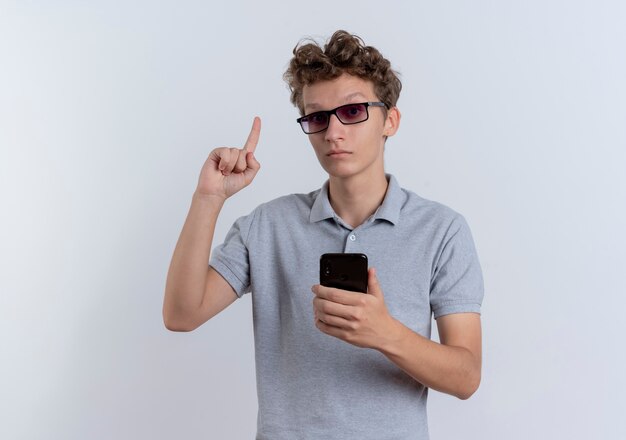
[296,102,386,134]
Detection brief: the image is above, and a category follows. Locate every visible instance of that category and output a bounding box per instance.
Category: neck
[328,171,389,229]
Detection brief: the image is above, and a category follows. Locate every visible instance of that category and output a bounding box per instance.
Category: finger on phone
[243,116,261,153]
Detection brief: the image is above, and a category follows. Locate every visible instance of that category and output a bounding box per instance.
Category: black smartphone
[320,253,368,293]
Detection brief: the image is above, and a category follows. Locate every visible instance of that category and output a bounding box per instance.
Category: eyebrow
[304,92,368,112]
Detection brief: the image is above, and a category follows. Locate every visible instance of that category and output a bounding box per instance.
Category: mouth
[326,150,351,157]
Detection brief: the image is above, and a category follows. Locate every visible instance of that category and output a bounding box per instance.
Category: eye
[338,104,366,121]
[309,112,328,124]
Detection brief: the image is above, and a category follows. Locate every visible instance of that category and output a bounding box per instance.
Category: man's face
[301,73,399,181]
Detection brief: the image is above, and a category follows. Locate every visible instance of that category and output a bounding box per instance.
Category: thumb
[367,267,383,298]
[243,151,261,183]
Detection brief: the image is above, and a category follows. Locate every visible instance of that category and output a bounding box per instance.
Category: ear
[383,106,401,138]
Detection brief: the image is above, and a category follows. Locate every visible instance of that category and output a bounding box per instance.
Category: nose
[324,114,345,142]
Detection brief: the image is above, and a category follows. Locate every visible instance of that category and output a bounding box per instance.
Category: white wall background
[1,1,625,439]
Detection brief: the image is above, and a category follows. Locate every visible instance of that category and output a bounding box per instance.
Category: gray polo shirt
[210,174,484,440]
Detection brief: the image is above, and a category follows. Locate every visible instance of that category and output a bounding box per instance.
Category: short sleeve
[430,214,484,319]
[209,209,257,298]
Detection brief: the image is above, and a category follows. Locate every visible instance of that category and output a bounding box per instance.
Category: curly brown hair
[284,30,402,115]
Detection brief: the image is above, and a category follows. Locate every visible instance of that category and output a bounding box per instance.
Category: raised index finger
[243,116,261,153]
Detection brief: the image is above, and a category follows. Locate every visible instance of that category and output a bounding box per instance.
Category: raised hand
[196,117,262,200]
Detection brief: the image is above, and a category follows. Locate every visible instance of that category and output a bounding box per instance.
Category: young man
[163,30,484,439]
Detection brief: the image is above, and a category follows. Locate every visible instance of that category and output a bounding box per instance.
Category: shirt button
[349,234,356,241]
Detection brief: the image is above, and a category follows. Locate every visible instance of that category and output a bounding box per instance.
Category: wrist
[376,317,407,356]
[192,191,227,207]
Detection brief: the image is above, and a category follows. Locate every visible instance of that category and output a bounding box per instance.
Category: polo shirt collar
[309,174,404,225]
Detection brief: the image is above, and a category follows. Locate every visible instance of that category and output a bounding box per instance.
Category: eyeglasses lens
[336,104,368,123]
[301,112,329,134]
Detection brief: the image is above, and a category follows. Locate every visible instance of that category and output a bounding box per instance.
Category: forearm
[163,192,225,324]
[378,320,481,400]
